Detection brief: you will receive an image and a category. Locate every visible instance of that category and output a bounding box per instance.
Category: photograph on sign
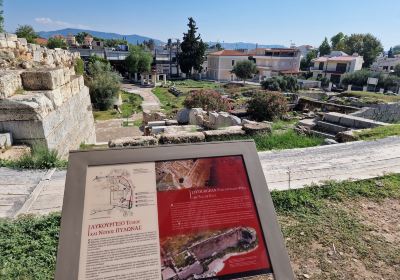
[55,142,293,280]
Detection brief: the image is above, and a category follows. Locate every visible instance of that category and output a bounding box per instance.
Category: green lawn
[93,91,143,121]
[1,174,399,279]
[354,124,400,141]
[341,91,400,104]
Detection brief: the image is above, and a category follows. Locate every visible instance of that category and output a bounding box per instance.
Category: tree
[125,45,153,76]
[231,60,257,84]
[393,64,400,78]
[388,47,395,58]
[393,45,400,55]
[47,37,67,49]
[319,37,331,56]
[87,61,121,110]
[76,32,90,44]
[178,17,207,76]
[15,25,38,43]
[344,33,383,68]
[331,32,347,51]
[0,0,4,33]
[300,49,318,71]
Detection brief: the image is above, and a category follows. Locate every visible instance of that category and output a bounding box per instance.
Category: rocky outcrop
[0,33,95,157]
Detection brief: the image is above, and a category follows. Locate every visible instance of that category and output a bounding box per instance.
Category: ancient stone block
[0,70,23,99]
[21,68,66,90]
[0,132,13,148]
[148,121,166,127]
[142,110,167,124]
[165,119,178,126]
[189,108,206,125]
[159,132,205,144]
[176,108,190,124]
[243,122,272,135]
[203,126,246,141]
[108,136,158,147]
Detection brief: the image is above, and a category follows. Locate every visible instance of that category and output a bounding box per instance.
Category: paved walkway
[1,137,400,218]
[94,83,161,142]
[121,83,161,111]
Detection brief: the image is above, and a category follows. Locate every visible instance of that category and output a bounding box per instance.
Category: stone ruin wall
[351,102,400,123]
[189,228,242,260]
[0,33,96,157]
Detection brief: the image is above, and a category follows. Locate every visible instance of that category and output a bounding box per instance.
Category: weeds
[0,145,67,169]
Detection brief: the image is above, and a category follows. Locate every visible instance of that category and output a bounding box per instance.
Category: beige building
[311,52,364,84]
[206,50,249,81]
[206,48,301,82]
[249,48,301,80]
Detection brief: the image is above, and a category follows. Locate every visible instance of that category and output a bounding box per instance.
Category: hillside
[37,28,285,49]
[37,28,164,45]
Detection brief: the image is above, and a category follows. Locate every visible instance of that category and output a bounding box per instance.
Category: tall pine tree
[0,0,4,33]
[178,17,206,77]
[319,37,331,56]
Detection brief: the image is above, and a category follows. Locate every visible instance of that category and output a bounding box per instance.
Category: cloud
[34,17,91,30]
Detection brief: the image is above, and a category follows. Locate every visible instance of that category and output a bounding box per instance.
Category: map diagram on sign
[88,168,135,218]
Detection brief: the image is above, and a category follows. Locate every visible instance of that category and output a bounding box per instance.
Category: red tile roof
[34,38,48,46]
[209,50,249,56]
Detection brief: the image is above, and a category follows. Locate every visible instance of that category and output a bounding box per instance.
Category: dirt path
[1,137,400,218]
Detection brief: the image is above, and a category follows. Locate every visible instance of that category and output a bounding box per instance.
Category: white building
[371,56,400,73]
[311,52,364,84]
[206,48,301,82]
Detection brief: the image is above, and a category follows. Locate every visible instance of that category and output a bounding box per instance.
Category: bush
[0,145,67,169]
[183,89,230,111]
[341,70,384,88]
[247,91,288,121]
[261,76,299,92]
[317,76,330,87]
[87,61,121,110]
[74,58,84,75]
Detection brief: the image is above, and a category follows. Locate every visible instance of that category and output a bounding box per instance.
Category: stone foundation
[351,102,400,123]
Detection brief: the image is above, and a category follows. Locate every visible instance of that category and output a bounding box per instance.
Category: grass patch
[93,91,143,121]
[354,124,400,141]
[152,87,185,115]
[253,129,324,151]
[1,175,399,279]
[0,146,67,169]
[342,91,400,104]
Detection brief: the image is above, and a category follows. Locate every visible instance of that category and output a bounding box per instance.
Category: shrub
[183,89,230,111]
[87,61,121,110]
[341,69,384,88]
[247,91,288,121]
[74,58,84,75]
[317,76,330,87]
[261,76,299,92]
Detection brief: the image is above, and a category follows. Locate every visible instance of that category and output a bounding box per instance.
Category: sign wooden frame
[55,140,294,280]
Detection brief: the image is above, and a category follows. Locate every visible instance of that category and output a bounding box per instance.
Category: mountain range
[37,28,285,49]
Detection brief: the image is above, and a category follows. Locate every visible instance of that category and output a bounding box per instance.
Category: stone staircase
[304,112,389,140]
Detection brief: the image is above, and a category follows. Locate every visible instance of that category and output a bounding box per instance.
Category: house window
[232,60,235,66]
[390,66,394,70]
[336,63,347,73]
[318,62,324,70]
[383,66,389,70]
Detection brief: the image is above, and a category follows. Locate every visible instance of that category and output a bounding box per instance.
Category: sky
[4,0,400,49]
